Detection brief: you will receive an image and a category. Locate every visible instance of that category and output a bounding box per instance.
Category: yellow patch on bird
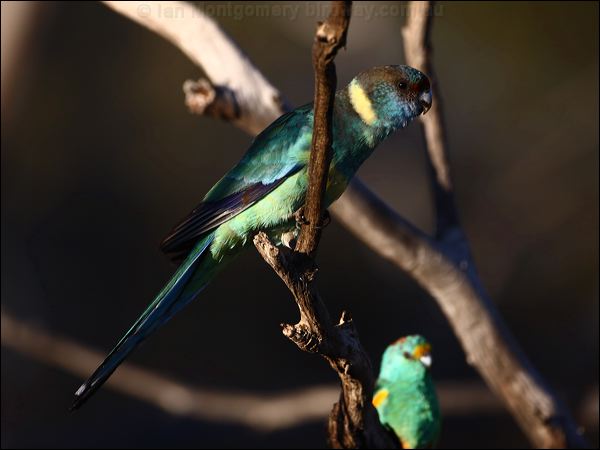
[372,389,389,408]
[412,343,432,359]
[349,80,377,126]
[400,438,413,449]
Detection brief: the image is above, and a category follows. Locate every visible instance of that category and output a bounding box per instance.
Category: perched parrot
[71,65,432,409]
[373,335,441,449]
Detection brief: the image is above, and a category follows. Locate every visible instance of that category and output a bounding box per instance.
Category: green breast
[376,375,441,448]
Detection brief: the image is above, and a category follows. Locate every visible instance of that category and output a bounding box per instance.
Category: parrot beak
[412,342,433,367]
[419,89,432,115]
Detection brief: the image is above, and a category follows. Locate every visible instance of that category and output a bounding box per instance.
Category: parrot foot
[294,208,331,229]
[280,231,298,249]
[294,208,308,228]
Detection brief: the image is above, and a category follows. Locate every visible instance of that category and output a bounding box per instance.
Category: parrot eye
[398,82,408,90]
[403,351,412,360]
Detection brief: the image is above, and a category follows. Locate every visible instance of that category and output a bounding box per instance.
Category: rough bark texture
[255,3,396,448]
[294,1,350,255]
[253,233,396,449]
[102,0,287,135]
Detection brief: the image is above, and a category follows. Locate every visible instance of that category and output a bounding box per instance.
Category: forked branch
[100,1,588,447]
[255,3,396,447]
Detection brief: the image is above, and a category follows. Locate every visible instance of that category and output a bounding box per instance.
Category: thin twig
[294,1,350,255]
[255,2,396,447]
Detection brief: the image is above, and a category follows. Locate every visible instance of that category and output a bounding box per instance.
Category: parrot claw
[294,208,309,228]
[281,231,297,249]
[293,208,331,229]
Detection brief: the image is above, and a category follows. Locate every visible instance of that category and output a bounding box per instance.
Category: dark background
[1,1,598,448]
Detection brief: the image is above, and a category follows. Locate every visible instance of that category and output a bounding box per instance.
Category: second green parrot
[373,335,441,448]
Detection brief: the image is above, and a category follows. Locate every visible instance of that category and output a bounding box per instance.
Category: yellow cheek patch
[372,389,389,408]
[412,343,432,359]
[349,80,377,126]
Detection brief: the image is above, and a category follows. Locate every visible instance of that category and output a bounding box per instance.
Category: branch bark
[394,2,586,448]
[102,0,287,135]
[0,311,336,431]
[253,233,395,449]
[100,1,588,448]
[294,1,350,254]
[8,311,554,426]
[256,3,395,447]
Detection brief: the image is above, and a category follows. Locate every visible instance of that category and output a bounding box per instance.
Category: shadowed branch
[49,1,589,447]
[396,2,586,448]
[255,2,396,447]
[9,310,574,429]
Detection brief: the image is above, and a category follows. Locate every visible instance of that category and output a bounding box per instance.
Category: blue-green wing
[203,103,313,200]
[160,104,313,258]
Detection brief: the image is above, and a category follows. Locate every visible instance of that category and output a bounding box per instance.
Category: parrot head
[378,334,434,381]
[347,65,432,131]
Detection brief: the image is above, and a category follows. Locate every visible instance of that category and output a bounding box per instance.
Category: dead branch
[94,1,587,448]
[0,311,336,431]
[294,1,349,254]
[9,310,560,427]
[102,0,287,135]
[253,233,395,449]
[394,2,586,448]
[255,3,395,447]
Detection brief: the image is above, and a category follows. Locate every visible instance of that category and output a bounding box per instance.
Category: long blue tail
[70,233,216,410]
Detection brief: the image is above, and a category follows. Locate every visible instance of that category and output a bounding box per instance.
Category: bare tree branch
[255,3,395,447]
[253,233,395,449]
[395,2,587,448]
[1,1,48,125]
[10,310,564,428]
[96,1,588,448]
[294,1,350,254]
[102,0,287,135]
[0,311,336,431]
[5,304,593,444]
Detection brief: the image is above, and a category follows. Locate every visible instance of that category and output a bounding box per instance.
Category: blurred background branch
[1,1,47,124]
[398,2,588,447]
[103,0,287,135]
[0,310,336,431]
[95,1,589,447]
[1,0,597,448]
[5,311,595,431]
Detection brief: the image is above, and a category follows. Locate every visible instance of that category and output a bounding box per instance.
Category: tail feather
[70,233,216,410]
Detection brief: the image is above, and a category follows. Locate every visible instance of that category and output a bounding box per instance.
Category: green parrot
[72,65,432,409]
[373,335,441,449]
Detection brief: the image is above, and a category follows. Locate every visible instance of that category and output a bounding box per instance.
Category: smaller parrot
[373,335,441,449]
